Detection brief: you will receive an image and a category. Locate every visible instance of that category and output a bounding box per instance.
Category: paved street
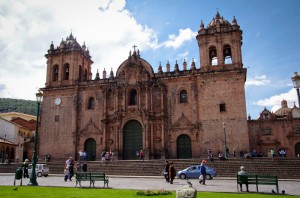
[1,174,300,196]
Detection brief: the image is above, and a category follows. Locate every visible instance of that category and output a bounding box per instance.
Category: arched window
[223,45,232,64]
[53,65,59,81]
[129,89,137,105]
[264,127,271,135]
[88,97,95,109]
[180,90,187,103]
[209,46,218,66]
[64,64,69,80]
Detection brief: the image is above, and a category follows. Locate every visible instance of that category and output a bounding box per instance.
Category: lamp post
[223,122,227,159]
[291,72,300,108]
[28,91,43,186]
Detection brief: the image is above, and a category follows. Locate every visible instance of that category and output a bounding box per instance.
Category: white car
[28,164,49,177]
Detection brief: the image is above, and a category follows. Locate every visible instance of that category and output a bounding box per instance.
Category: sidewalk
[1,174,300,196]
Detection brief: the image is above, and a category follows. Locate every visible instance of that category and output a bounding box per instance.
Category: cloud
[0,84,6,91]
[0,0,161,100]
[246,75,270,86]
[177,51,189,59]
[0,0,199,100]
[254,88,298,113]
[160,28,197,49]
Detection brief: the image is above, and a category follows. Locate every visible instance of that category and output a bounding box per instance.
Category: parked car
[28,164,49,177]
[176,165,217,180]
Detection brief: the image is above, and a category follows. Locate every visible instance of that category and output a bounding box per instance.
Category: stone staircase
[1,158,300,179]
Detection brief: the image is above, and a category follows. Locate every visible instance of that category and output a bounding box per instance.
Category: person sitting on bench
[238,166,249,192]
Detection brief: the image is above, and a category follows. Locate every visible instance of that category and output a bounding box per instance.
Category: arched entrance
[177,134,192,159]
[294,142,300,157]
[123,120,143,160]
[84,138,96,161]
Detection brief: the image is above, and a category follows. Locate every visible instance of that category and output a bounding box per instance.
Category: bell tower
[45,33,93,87]
[196,11,243,71]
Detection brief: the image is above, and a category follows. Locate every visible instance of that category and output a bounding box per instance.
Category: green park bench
[76,172,109,188]
[237,174,279,193]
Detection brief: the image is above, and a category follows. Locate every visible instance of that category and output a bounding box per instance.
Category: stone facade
[248,100,300,157]
[39,12,250,161]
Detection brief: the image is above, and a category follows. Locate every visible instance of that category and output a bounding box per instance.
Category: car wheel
[37,172,42,177]
[205,174,212,180]
[179,174,186,179]
[44,174,48,177]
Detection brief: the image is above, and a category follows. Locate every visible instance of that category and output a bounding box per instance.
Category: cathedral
[39,12,250,161]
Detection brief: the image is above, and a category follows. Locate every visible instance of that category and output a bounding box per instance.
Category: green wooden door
[84,138,96,161]
[123,120,143,160]
[177,134,192,159]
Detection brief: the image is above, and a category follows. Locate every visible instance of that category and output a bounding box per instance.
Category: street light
[28,91,43,186]
[291,72,300,108]
[223,122,227,159]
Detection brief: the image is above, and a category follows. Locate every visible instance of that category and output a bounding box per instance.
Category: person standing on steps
[139,150,144,160]
[199,160,207,185]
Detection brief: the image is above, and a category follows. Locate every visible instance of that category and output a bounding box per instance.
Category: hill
[0,98,37,116]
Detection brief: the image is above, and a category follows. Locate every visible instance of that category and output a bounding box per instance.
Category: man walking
[199,160,207,185]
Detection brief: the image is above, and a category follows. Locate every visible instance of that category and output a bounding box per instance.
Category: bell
[224,48,231,56]
[210,50,216,57]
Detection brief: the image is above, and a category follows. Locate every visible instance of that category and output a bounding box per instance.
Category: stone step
[1,158,299,179]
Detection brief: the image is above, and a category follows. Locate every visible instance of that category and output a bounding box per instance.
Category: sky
[0,0,300,118]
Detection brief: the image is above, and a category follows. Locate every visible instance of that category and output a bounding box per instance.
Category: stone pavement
[1,174,300,196]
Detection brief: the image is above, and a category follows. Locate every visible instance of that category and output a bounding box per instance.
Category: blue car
[176,165,217,180]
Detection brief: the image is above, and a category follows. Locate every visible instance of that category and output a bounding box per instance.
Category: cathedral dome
[206,11,231,29]
[274,99,292,116]
[116,48,154,79]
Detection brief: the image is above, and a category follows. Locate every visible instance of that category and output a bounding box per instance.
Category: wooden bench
[76,172,109,188]
[237,174,279,193]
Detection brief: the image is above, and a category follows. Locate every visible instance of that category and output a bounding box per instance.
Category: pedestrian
[76,161,82,172]
[22,159,29,178]
[64,157,74,181]
[110,150,114,161]
[209,154,214,162]
[79,150,84,161]
[83,150,87,161]
[238,166,249,192]
[164,160,170,182]
[199,160,207,185]
[82,161,87,172]
[101,151,106,161]
[226,147,230,158]
[136,151,140,159]
[139,150,144,160]
[105,152,110,161]
[270,148,275,160]
[169,162,176,184]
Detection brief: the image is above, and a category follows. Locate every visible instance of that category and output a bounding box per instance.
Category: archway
[84,138,96,161]
[123,120,143,160]
[294,142,300,157]
[177,134,192,159]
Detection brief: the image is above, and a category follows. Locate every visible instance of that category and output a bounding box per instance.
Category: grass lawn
[1,186,299,198]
